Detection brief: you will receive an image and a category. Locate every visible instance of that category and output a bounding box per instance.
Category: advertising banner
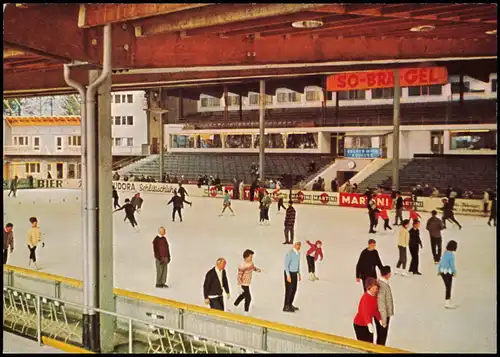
[339,192,392,209]
[344,148,381,159]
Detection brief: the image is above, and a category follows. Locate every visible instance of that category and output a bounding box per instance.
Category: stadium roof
[3,3,497,97]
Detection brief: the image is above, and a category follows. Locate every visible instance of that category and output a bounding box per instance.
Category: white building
[3,91,147,180]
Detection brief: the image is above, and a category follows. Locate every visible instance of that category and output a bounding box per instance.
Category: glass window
[338,90,366,100]
[56,137,63,150]
[122,95,126,103]
[198,134,222,148]
[115,95,121,103]
[227,96,241,106]
[254,134,285,149]
[306,90,322,102]
[286,133,318,149]
[114,116,121,125]
[27,163,40,173]
[408,85,442,96]
[121,116,127,125]
[492,79,497,93]
[16,136,29,146]
[76,163,82,179]
[372,87,402,99]
[249,94,258,105]
[127,94,133,103]
[114,138,122,146]
[14,137,18,145]
[451,81,471,94]
[33,137,40,150]
[225,134,252,149]
[209,97,221,107]
[127,116,134,125]
[201,98,208,107]
[127,138,134,147]
[449,130,496,150]
[171,134,195,148]
[67,163,76,179]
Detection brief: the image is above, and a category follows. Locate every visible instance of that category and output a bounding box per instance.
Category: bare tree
[61,95,81,115]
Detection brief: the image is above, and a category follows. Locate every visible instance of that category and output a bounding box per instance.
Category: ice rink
[3,189,496,353]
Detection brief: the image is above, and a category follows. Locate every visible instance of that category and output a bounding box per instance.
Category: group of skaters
[3,217,44,270]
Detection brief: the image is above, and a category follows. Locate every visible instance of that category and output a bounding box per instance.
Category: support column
[159,88,164,180]
[459,73,464,107]
[239,92,243,121]
[259,80,266,181]
[178,89,184,121]
[96,71,115,353]
[224,85,229,121]
[335,92,340,154]
[392,69,401,191]
[321,76,327,125]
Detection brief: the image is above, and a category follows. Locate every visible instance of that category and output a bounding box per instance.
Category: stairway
[356,159,412,192]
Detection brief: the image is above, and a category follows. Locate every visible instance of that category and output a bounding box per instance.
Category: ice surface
[3,189,497,353]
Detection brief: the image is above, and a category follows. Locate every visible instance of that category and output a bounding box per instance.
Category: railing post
[178,309,184,330]
[128,318,133,353]
[54,281,61,299]
[36,295,42,345]
[261,327,268,352]
[9,271,14,287]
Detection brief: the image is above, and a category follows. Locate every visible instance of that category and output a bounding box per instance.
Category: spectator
[283,241,302,313]
[353,277,381,343]
[203,258,230,311]
[113,172,120,181]
[232,178,239,200]
[344,180,352,193]
[239,180,245,200]
[153,227,170,288]
[483,190,490,217]
[331,177,339,192]
[308,160,316,174]
[352,183,358,193]
[8,176,18,197]
[162,173,167,183]
[423,184,432,197]
[431,187,440,197]
[375,266,394,346]
[3,223,14,265]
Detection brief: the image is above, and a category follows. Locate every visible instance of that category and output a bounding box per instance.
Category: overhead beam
[136,4,327,36]
[79,3,213,28]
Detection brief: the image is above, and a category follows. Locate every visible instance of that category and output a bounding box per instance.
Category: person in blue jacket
[438,240,458,309]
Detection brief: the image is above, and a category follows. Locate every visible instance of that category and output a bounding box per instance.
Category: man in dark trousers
[3,223,14,265]
[177,183,192,207]
[8,176,18,197]
[426,210,444,264]
[330,177,338,192]
[153,227,170,288]
[368,198,378,234]
[440,198,462,230]
[283,201,296,244]
[408,220,423,275]
[375,266,394,346]
[283,241,302,313]
[203,258,230,311]
[393,192,404,226]
[488,196,497,227]
[249,179,258,202]
[168,191,184,222]
[112,186,120,209]
[356,239,384,292]
[113,198,139,231]
[131,193,144,213]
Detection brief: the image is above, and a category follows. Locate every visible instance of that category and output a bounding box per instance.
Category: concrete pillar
[95,71,115,353]
[159,88,164,180]
[259,80,266,181]
[392,69,401,191]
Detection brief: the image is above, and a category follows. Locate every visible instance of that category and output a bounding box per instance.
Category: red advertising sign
[209,186,217,197]
[320,192,329,204]
[339,193,393,209]
[327,67,448,91]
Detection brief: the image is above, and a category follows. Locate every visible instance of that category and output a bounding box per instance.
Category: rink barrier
[3,265,411,354]
[42,336,94,354]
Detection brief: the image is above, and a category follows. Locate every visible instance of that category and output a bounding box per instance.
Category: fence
[3,265,410,354]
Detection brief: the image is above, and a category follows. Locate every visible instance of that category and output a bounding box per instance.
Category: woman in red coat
[353,277,382,343]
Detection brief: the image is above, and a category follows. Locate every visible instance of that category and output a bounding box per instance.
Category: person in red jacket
[305,240,324,281]
[376,208,392,231]
[408,208,422,224]
[353,277,382,343]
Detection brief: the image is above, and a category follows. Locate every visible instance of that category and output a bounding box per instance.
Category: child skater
[408,207,422,225]
[233,249,262,316]
[113,198,139,232]
[305,240,324,281]
[377,207,392,231]
[219,189,235,216]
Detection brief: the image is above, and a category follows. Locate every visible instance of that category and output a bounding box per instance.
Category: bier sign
[327,67,448,91]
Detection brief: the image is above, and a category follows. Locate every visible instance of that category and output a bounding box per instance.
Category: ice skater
[27,217,44,270]
[408,207,422,225]
[356,239,384,292]
[219,189,235,216]
[276,190,287,213]
[305,240,323,281]
[114,198,139,231]
[178,183,192,207]
[167,191,184,222]
[259,191,272,225]
[203,258,230,311]
[487,197,496,227]
[112,186,121,209]
[368,198,378,234]
[393,192,404,225]
[131,193,144,213]
[439,198,462,230]
[438,240,458,309]
[234,249,262,316]
[4,223,14,265]
[8,176,18,197]
[408,220,423,275]
[376,207,392,231]
[283,241,302,313]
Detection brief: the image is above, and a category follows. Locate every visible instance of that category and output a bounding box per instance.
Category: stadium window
[121,116,127,125]
[127,94,133,103]
[115,95,121,103]
[33,137,40,151]
[451,81,471,94]
[68,136,81,146]
[13,136,29,146]
[492,79,497,93]
[306,90,322,102]
[67,163,76,179]
[26,162,41,174]
[338,90,366,100]
[114,138,122,146]
[226,95,240,106]
[76,163,82,179]
[200,98,208,107]
[408,85,442,96]
[277,92,287,103]
[55,136,63,151]
[127,116,134,125]
[371,87,402,99]
[122,95,127,103]
[210,97,221,107]
[249,94,258,105]
[114,116,121,125]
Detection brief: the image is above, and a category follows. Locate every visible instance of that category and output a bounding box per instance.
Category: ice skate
[34,262,41,270]
[394,269,401,275]
[445,300,457,309]
[309,273,314,281]
[401,270,409,277]
[313,274,319,281]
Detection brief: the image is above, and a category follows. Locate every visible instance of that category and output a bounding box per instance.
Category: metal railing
[3,265,410,354]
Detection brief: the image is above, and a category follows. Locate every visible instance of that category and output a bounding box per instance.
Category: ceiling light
[292,20,323,29]
[485,29,497,35]
[410,25,435,32]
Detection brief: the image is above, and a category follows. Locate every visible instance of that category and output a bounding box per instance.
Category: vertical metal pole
[159,88,164,181]
[224,85,229,121]
[128,319,133,353]
[392,69,401,191]
[239,92,243,121]
[335,92,340,155]
[36,295,42,345]
[259,80,266,181]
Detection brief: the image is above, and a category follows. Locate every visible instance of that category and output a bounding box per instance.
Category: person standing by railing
[3,223,14,265]
[153,227,170,289]
[204,258,230,311]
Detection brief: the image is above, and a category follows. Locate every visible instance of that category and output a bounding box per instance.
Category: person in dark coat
[153,227,171,288]
[112,186,120,209]
[393,192,404,225]
[368,198,378,234]
[131,193,144,212]
[113,198,139,231]
[440,198,462,230]
[283,201,296,244]
[8,176,18,197]
[488,197,497,227]
[203,258,230,311]
[232,178,239,200]
[408,220,423,275]
[167,191,184,222]
[249,180,258,202]
[356,239,384,292]
[178,183,192,207]
[331,178,338,192]
[426,210,444,264]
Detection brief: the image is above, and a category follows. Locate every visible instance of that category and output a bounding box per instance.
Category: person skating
[131,193,144,213]
[112,186,121,209]
[8,176,18,197]
[483,190,490,217]
[305,240,323,281]
[353,277,382,343]
[283,201,296,245]
[377,207,392,231]
[368,198,378,234]
[219,189,235,216]
[153,227,171,288]
[167,191,184,222]
[395,219,410,276]
[393,192,404,225]
[408,207,422,225]
[113,198,139,231]
[239,180,245,200]
[259,191,272,225]
[283,241,302,313]
[27,217,44,270]
[356,239,384,292]
[426,210,444,264]
[488,197,496,227]
[438,240,458,309]
[408,220,423,275]
[178,183,192,207]
[234,249,262,316]
[249,180,257,202]
[3,223,14,265]
[440,198,462,230]
[203,258,230,311]
[276,190,287,213]
[375,266,394,346]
